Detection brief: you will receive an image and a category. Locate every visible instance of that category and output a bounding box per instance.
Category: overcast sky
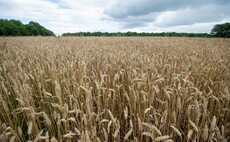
[0,0,230,34]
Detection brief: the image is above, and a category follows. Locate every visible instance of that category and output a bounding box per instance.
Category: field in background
[0,37,230,141]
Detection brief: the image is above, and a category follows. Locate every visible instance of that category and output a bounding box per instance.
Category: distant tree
[0,20,4,35]
[19,26,29,36]
[62,32,213,37]
[211,23,230,38]
[4,21,20,36]
[10,19,23,27]
[0,19,54,36]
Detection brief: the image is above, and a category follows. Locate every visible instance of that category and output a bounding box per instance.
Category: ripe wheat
[0,36,229,141]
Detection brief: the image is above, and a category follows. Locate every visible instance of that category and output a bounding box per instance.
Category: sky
[0,0,230,34]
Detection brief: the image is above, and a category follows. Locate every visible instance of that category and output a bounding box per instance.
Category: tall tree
[211,23,230,38]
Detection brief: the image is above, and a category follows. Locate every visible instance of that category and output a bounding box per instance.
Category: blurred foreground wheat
[0,37,230,141]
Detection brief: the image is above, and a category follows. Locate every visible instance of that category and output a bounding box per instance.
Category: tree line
[0,19,229,38]
[0,19,54,36]
[62,32,211,37]
[62,23,230,38]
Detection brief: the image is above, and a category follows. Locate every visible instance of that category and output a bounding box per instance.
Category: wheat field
[0,37,230,142]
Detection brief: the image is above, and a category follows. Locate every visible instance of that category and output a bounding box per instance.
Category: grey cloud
[104,0,229,19]
[104,0,230,29]
[121,21,148,28]
[104,12,158,28]
[0,0,14,11]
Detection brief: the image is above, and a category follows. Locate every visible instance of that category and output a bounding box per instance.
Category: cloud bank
[0,0,229,33]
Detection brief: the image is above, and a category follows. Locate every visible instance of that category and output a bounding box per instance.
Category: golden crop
[0,37,230,141]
